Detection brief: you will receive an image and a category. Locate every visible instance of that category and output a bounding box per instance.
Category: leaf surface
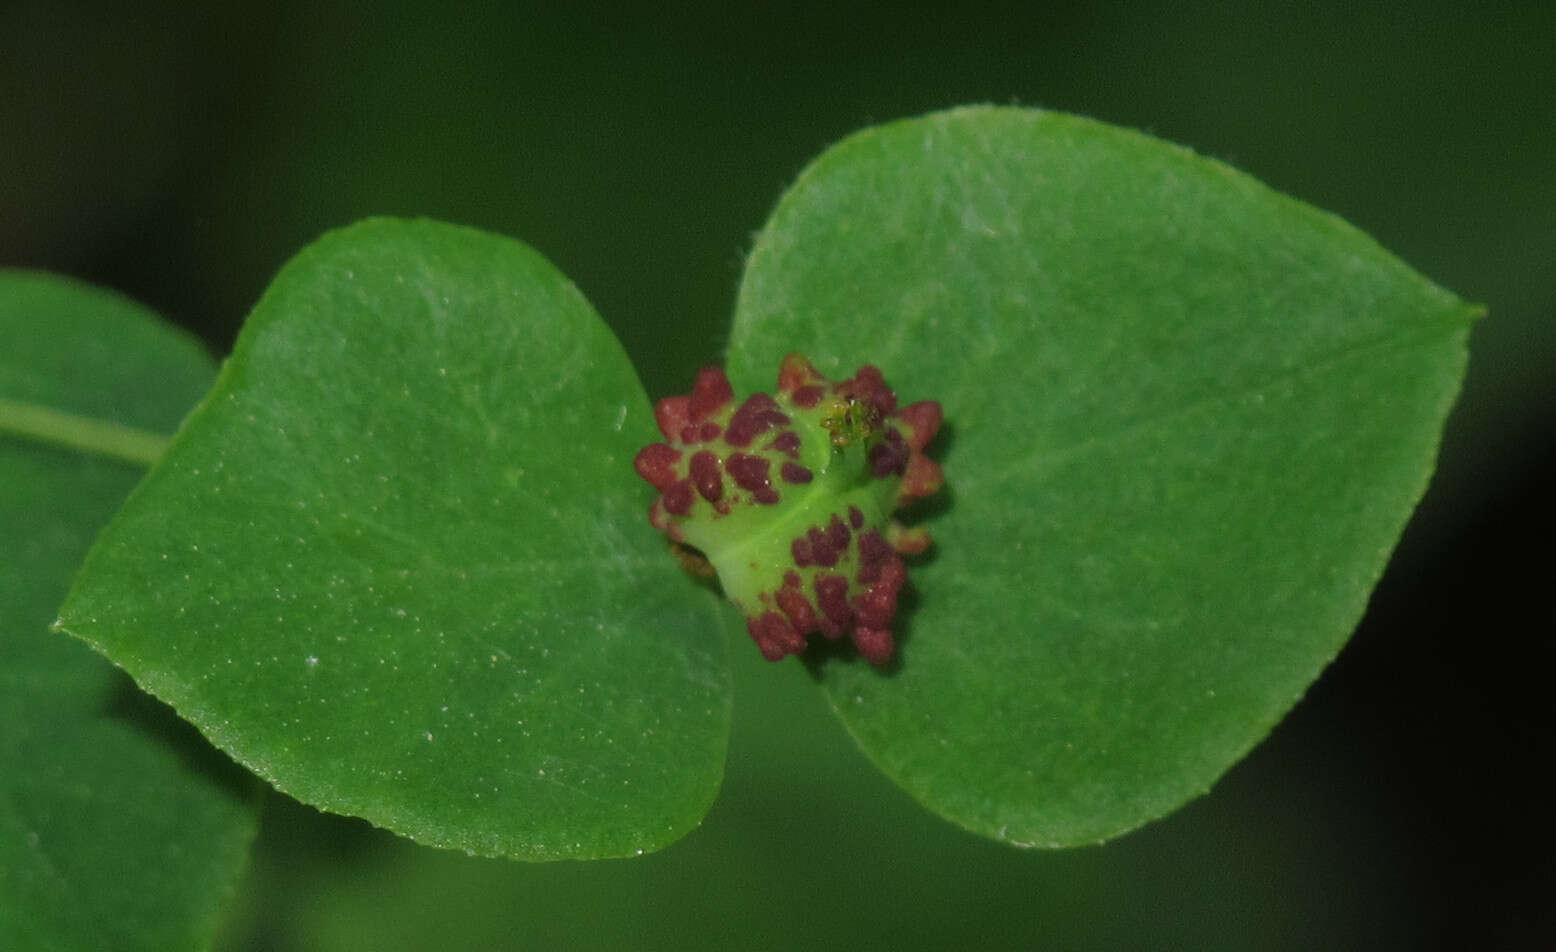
[59,221,730,859]
[729,107,1476,845]
[0,272,257,950]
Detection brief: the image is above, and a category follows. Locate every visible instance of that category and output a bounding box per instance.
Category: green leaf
[58,219,731,860]
[0,271,257,951]
[728,106,1476,846]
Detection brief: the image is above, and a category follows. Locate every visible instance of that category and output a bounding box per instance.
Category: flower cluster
[633,354,942,665]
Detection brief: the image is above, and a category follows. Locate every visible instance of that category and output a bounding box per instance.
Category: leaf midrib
[0,396,169,467]
[965,317,1468,495]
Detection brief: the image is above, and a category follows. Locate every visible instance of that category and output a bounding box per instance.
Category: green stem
[0,396,170,468]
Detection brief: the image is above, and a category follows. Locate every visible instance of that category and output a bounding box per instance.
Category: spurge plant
[1,106,1477,948]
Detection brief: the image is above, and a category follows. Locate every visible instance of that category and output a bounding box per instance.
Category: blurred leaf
[0,271,257,951]
[58,220,730,860]
[728,106,1476,846]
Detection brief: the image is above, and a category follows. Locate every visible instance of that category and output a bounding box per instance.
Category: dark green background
[4,1,1551,947]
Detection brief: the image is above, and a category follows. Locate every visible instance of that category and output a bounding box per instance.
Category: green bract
[730,106,1478,847]
[54,220,730,861]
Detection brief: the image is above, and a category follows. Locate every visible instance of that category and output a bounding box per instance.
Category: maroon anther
[688,366,735,421]
[825,514,850,551]
[856,530,893,585]
[852,627,894,666]
[748,611,806,661]
[725,453,772,493]
[791,536,813,567]
[776,571,819,636]
[868,428,910,478]
[633,442,682,492]
[894,400,943,450]
[803,524,841,568]
[814,574,853,636]
[780,462,813,484]
[842,365,896,416]
[661,479,695,516]
[680,420,724,444]
[791,385,825,408]
[766,431,801,457]
[852,555,905,630]
[690,451,723,502]
[725,393,790,447]
[900,451,944,502]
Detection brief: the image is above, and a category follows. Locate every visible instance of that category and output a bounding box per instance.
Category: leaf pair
[49,106,1475,861]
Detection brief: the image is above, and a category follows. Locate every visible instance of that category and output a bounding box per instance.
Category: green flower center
[633,355,943,666]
